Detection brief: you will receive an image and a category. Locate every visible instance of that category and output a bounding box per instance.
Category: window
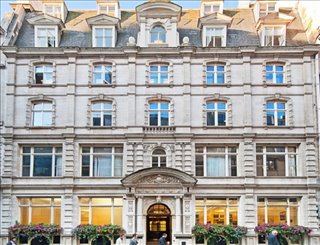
[19,197,61,225]
[206,27,224,47]
[263,26,285,46]
[149,101,170,126]
[32,102,53,126]
[203,4,220,15]
[150,25,166,44]
[260,2,276,17]
[266,101,286,126]
[93,65,112,84]
[44,5,62,19]
[94,27,113,47]
[149,64,169,84]
[206,101,227,126]
[256,146,297,177]
[79,197,123,226]
[206,64,225,84]
[196,146,237,177]
[81,146,123,177]
[22,146,62,177]
[195,198,238,225]
[257,197,298,225]
[266,63,285,84]
[34,64,53,84]
[91,102,112,127]
[99,5,116,16]
[152,149,166,167]
[36,27,56,47]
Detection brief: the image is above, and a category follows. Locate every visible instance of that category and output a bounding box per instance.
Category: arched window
[152,149,166,167]
[206,101,227,126]
[150,25,166,43]
[32,101,53,126]
[266,100,286,126]
[149,101,170,126]
[91,101,112,126]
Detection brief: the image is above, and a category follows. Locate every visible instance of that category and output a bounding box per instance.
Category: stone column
[136,197,143,234]
[175,196,181,234]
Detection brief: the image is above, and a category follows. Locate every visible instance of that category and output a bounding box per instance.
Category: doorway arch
[147,203,171,244]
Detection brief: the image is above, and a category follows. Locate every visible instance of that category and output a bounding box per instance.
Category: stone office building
[0,0,320,244]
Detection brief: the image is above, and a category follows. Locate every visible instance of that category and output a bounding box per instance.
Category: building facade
[0,0,320,245]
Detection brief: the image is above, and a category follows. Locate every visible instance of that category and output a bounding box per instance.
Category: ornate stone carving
[128,200,134,213]
[185,201,190,213]
[137,174,181,184]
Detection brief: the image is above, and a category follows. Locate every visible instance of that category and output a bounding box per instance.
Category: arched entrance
[147,203,171,244]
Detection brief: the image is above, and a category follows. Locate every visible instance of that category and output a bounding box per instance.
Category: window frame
[34,64,54,85]
[204,26,227,47]
[19,197,61,225]
[150,25,166,44]
[266,100,287,126]
[35,25,59,48]
[91,101,113,127]
[256,146,297,177]
[31,101,54,127]
[148,101,171,126]
[92,64,113,85]
[259,2,276,17]
[149,64,169,84]
[92,26,115,48]
[79,197,123,225]
[206,63,226,85]
[257,197,299,226]
[98,4,117,16]
[44,4,62,19]
[261,25,286,47]
[195,146,238,177]
[205,101,227,126]
[80,146,123,177]
[151,148,167,167]
[21,146,63,177]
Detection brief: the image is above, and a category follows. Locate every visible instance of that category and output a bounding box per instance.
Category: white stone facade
[0,1,320,245]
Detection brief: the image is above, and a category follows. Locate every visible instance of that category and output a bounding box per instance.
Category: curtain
[94,155,111,176]
[207,156,225,176]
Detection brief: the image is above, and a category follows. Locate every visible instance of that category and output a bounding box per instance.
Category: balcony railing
[143,126,176,134]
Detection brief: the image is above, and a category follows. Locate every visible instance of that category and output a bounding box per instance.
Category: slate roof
[14,7,309,48]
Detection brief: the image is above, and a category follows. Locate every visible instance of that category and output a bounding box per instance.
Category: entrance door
[147,204,171,244]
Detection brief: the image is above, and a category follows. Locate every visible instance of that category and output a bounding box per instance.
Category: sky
[1,0,239,20]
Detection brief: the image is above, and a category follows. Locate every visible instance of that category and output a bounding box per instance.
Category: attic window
[35,27,57,47]
[99,5,116,16]
[260,2,276,17]
[204,4,220,15]
[205,27,225,47]
[93,27,113,47]
[263,26,285,46]
[44,5,62,19]
[150,25,166,44]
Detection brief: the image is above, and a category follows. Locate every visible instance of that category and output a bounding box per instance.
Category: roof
[14,7,309,48]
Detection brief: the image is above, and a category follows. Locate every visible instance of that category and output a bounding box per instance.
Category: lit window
[81,146,123,177]
[260,2,276,17]
[152,149,166,167]
[195,146,237,177]
[266,101,286,126]
[44,5,62,19]
[93,65,112,84]
[94,27,113,47]
[149,64,169,84]
[34,65,53,84]
[257,197,298,225]
[264,26,285,46]
[206,64,225,84]
[195,198,238,225]
[79,197,123,226]
[36,27,56,47]
[206,101,227,126]
[91,102,112,126]
[32,102,53,126]
[150,25,166,44]
[19,197,61,225]
[206,27,224,47]
[149,101,170,126]
[266,63,285,84]
[22,146,62,177]
[256,146,297,177]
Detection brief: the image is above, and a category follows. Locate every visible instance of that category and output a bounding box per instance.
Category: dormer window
[205,27,225,47]
[35,27,57,47]
[260,2,276,17]
[263,26,285,46]
[204,4,220,15]
[44,5,62,19]
[93,27,113,47]
[99,5,116,16]
[150,25,166,44]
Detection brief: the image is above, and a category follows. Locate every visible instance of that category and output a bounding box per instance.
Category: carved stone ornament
[137,174,181,184]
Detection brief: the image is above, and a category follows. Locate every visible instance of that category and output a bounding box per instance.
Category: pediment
[27,14,64,28]
[86,14,120,28]
[136,1,182,21]
[198,12,232,28]
[121,167,197,187]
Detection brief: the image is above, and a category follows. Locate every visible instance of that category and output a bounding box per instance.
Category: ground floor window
[19,197,61,225]
[195,198,238,225]
[257,197,298,225]
[79,197,123,226]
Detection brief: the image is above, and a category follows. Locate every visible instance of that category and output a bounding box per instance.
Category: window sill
[87,126,115,129]
[27,126,55,129]
[204,126,231,130]
[28,84,55,88]
[265,126,293,129]
[146,83,173,88]
[263,82,291,88]
[89,84,115,88]
[148,43,169,48]
[204,83,231,88]
[143,126,176,134]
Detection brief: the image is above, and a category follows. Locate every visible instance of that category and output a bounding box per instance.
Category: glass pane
[32,207,51,223]
[92,112,101,126]
[94,66,102,72]
[218,103,226,110]
[217,73,225,84]
[34,155,52,176]
[256,155,264,176]
[207,199,226,205]
[20,198,30,205]
[55,155,62,176]
[160,103,169,110]
[207,73,214,84]
[257,207,265,225]
[267,102,274,109]
[31,198,51,205]
[268,206,287,224]
[34,147,52,153]
[229,207,238,225]
[80,198,90,205]
[160,112,169,126]
[96,37,103,47]
[207,65,214,72]
[277,103,285,110]
[114,155,123,176]
[114,198,123,206]
[196,155,204,176]
[150,66,158,72]
[95,28,103,36]
[277,112,286,126]
[92,198,112,205]
[207,156,225,176]
[103,114,112,126]
[266,147,285,152]
[266,155,285,176]
[20,207,29,224]
[207,103,215,110]
[276,65,284,71]
[230,155,237,176]
[104,71,112,84]
[196,206,204,224]
[267,111,275,126]
[218,112,226,126]
[92,207,111,225]
[114,207,122,226]
[290,207,298,225]
[54,207,61,225]
[207,147,224,153]
[266,72,273,82]
[207,206,226,224]
[149,102,158,110]
[43,112,52,126]
[288,155,296,176]
[93,155,112,176]
[80,207,89,224]
[81,155,90,176]
[266,65,273,71]
[92,103,102,110]
[105,37,112,47]
[207,112,215,126]
[160,66,168,72]
[22,155,31,176]
[268,198,287,205]
[93,73,102,84]
[53,198,61,205]
[149,112,158,126]
[160,73,168,83]
[82,147,90,153]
